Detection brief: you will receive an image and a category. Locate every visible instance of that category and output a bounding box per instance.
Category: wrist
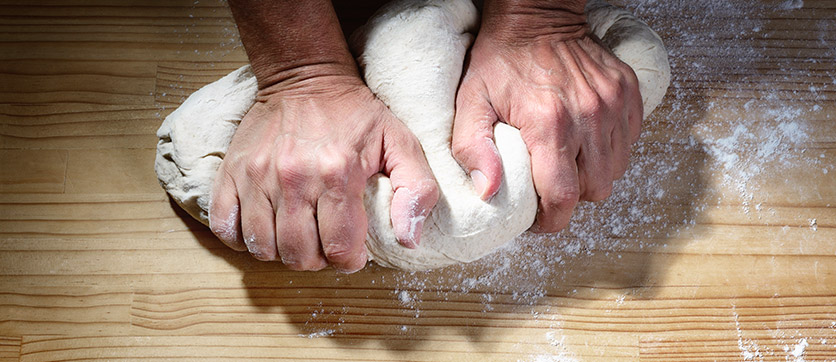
[228,0,360,92]
[254,61,362,99]
[480,0,588,44]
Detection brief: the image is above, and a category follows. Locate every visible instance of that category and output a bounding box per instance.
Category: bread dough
[155,0,670,271]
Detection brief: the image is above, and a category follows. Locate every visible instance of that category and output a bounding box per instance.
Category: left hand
[452,0,643,233]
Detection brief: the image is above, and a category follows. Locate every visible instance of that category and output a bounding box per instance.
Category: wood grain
[1,0,835,361]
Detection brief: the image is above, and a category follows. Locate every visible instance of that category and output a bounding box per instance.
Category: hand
[209,73,439,272]
[452,1,643,233]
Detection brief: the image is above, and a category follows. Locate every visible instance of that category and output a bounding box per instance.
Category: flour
[778,0,804,10]
[734,304,764,361]
[299,329,335,339]
[786,338,808,362]
[699,110,814,214]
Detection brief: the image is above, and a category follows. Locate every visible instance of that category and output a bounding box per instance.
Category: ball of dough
[154,0,671,271]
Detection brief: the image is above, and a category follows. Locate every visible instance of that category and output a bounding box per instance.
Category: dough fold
[155,0,670,271]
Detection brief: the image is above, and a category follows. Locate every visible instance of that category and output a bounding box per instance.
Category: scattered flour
[733,305,765,361]
[700,111,814,213]
[299,329,335,339]
[521,354,578,362]
[786,338,808,362]
[778,0,804,10]
[516,331,579,362]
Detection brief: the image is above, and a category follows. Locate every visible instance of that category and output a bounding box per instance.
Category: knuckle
[277,157,307,188]
[276,235,326,271]
[578,95,604,122]
[531,100,562,122]
[323,241,353,262]
[323,240,364,270]
[619,62,639,84]
[318,152,352,189]
[244,152,271,179]
[602,78,625,101]
[542,187,580,211]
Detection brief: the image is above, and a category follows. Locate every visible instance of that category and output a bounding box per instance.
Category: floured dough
[155,0,670,271]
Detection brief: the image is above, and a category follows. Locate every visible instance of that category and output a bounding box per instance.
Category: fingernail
[471,169,487,199]
[411,217,425,248]
[335,252,367,274]
[397,215,424,249]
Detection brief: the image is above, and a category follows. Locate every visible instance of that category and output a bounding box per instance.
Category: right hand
[209,72,439,273]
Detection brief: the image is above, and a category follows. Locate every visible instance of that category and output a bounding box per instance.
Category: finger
[209,167,246,251]
[528,142,581,234]
[610,116,631,179]
[577,138,614,201]
[275,200,327,271]
[383,121,440,248]
[451,77,503,200]
[625,69,643,143]
[317,184,369,273]
[238,184,279,261]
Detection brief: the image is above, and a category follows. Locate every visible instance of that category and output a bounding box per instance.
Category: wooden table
[1,1,834,361]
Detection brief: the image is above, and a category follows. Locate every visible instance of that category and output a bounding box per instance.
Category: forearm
[227,0,358,92]
[481,0,588,42]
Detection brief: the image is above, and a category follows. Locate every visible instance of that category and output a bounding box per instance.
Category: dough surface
[155,0,670,271]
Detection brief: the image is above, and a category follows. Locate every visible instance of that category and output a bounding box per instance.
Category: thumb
[382,120,440,249]
[452,79,502,200]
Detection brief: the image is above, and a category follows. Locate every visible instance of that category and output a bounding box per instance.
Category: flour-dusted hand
[452,0,642,233]
[211,0,438,272]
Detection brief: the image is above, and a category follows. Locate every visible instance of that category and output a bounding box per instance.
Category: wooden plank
[640,330,836,361]
[0,60,157,105]
[0,149,66,193]
[0,287,132,335]
[154,61,247,105]
[0,104,164,149]
[17,333,635,362]
[0,336,20,362]
[64,148,160,194]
